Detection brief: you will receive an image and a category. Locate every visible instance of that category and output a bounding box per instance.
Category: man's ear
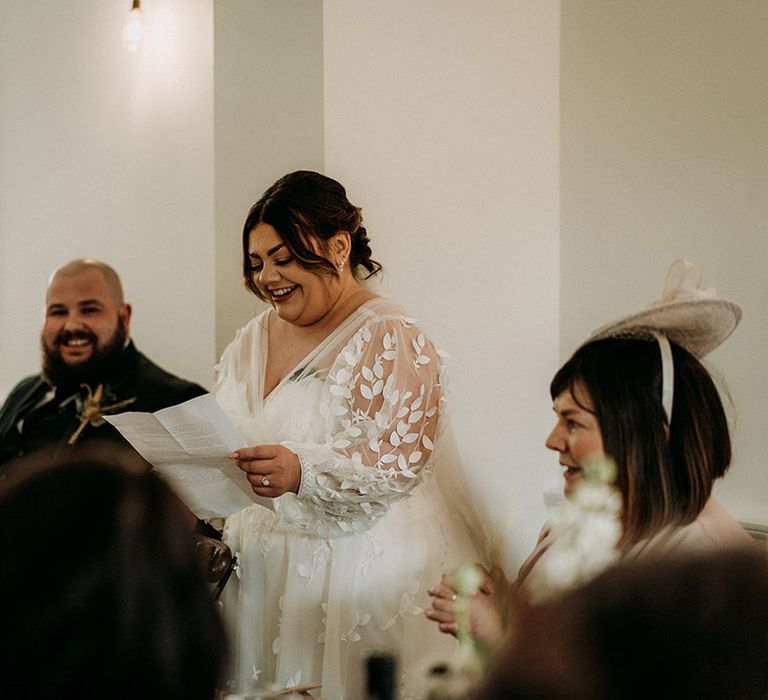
[120,303,132,336]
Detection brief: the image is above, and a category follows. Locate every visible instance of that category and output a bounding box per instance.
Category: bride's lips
[270,285,298,303]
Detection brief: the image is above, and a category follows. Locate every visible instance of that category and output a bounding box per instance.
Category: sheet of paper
[105,393,274,518]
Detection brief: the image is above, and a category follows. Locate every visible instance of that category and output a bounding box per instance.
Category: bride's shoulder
[222,308,270,352]
[355,299,440,350]
[358,296,411,322]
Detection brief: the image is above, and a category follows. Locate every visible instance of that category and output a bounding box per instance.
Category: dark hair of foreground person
[0,447,227,700]
[474,546,768,699]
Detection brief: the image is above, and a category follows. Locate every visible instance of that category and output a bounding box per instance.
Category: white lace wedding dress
[215,298,480,699]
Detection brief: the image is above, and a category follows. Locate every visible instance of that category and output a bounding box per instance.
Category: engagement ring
[261,476,270,487]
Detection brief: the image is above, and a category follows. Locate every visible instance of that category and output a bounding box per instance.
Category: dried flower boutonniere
[68,383,137,445]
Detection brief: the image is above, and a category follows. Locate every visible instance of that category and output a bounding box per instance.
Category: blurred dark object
[473,547,768,700]
[366,652,397,700]
[423,661,475,699]
[196,533,237,599]
[0,448,227,700]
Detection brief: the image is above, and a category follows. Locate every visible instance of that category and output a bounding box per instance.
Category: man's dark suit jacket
[0,340,206,474]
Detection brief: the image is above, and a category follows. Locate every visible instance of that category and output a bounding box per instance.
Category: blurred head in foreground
[0,448,226,700]
[474,546,768,699]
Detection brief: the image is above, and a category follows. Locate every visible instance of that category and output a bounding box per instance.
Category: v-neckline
[259,297,381,403]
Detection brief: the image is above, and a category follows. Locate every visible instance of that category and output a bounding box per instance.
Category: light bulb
[123,0,145,52]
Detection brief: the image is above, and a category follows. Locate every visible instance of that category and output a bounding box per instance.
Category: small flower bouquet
[526,458,622,604]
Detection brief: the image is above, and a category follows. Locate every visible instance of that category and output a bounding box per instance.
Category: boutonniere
[68,383,137,445]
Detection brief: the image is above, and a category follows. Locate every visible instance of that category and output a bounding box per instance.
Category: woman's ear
[331,230,352,259]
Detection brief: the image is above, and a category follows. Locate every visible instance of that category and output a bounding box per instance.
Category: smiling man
[0,259,206,474]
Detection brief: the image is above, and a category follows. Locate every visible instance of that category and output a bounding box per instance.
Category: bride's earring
[338,258,346,273]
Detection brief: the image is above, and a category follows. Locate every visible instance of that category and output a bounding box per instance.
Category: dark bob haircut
[241,170,382,300]
[549,337,731,548]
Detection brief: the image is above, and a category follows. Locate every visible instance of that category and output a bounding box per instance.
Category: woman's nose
[545,425,565,453]
[259,262,280,284]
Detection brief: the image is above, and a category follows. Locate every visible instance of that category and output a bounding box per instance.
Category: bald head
[49,259,125,306]
[42,259,132,372]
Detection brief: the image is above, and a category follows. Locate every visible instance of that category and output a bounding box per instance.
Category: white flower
[527,458,622,604]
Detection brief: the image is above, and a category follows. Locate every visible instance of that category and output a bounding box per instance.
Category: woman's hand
[228,444,301,497]
[426,574,461,635]
[426,564,506,650]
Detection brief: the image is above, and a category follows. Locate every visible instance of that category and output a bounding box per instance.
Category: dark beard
[41,320,129,397]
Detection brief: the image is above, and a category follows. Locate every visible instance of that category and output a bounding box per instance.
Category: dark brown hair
[549,338,731,548]
[475,547,768,699]
[0,447,226,699]
[241,170,382,299]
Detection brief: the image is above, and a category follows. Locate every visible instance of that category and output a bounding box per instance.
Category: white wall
[214,0,325,357]
[561,0,768,523]
[324,0,562,568]
[5,0,764,563]
[0,0,216,395]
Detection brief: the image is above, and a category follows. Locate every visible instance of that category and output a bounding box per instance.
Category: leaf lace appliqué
[380,580,424,631]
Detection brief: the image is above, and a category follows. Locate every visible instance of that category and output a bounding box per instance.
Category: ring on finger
[261,475,270,487]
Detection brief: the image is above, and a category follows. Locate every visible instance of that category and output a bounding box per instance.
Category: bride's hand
[228,444,301,497]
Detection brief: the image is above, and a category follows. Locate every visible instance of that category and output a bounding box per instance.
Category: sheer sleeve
[277,314,446,536]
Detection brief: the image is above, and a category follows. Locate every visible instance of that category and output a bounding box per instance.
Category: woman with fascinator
[426,260,752,650]
[215,171,480,698]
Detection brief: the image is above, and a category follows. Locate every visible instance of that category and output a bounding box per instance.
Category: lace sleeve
[277,314,445,536]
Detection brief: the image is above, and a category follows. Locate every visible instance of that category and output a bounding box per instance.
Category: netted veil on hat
[587,259,742,359]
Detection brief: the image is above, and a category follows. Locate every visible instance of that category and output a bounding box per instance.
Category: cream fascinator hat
[586,259,741,422]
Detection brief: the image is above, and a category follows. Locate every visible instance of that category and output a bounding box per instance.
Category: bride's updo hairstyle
[242,170,382,299]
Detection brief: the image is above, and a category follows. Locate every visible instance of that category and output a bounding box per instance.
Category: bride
[216,170,479,699]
